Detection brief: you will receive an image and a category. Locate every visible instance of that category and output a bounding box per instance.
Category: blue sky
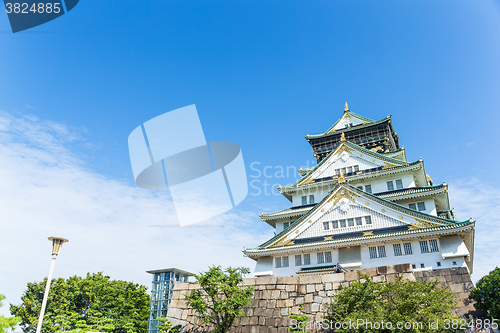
[1,0,500,317]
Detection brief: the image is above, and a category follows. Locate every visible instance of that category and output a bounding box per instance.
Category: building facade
[244,103,475,277]
[147,268,191,333]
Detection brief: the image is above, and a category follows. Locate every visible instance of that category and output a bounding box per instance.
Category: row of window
[323,216,372,230]
[356,184,372,193]
[335,165,360,175]
[276,252,333,268]
[387,179,404,191]
[369,239,439,259]
[411,260,458,270]
[301,195,315,205]
[409,201,426,212]
[276,240,439,268]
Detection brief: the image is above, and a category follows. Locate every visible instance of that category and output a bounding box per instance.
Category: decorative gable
[267,184,453,249]
[298,142,405,185]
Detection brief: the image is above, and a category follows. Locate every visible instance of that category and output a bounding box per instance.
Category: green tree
[156,317,181,333]
[469,266,500,320]
[0,294,20,333]
[10,272,150,333]
[324,273,459,333]
[184,266,254,333]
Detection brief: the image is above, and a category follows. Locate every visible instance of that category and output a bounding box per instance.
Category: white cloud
[0,111,269,317]
[448,179,500,282]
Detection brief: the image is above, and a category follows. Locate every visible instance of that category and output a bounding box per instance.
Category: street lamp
[35,237,69,333]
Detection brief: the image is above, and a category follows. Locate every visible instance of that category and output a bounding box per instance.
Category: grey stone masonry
[165,264,475,333]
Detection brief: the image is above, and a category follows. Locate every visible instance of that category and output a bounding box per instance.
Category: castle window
[303,254,311,265]
[355,217,363,225]
[357,186,363,190]
[347,218,354,227]
[393,244,402,256]
[429,239,439,252]
[339,219,346,228]
[275,256,289,268]
[341,167,347,174]
[403,242,413,255]
[437,261,441,267]
[283,222,289,230]
[409,203,417,210]
[365,216,372,224]
[417,202,426,211]
[301,196,307,205]
[365,185,372,194]
[282,256,289,267]
[323,222,330,230]
[452,261,457,266]
[295,255,302,266]
[419,241,429,253]
[324,251,332,263]
[369,245,386,259]
[332,221,339,229]
[420,263,425,268]
[317,252,324,264]
[335,169,340,175]
[412,264,416,269]
[275,257,282,268]
[309,195,315,204]
[354,165,359,172]
[387,181,394,191]
[396,179,403,189]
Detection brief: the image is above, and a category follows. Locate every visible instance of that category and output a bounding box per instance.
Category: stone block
[285,299,294,307]
[449,283,465,293]
[280,291,288,299]
[243,278,256,285]
[271,290,281,299]
[332,282,341,290]
[242,326,251,333]
[394,263,412,273]
[340,281,350,287]
[319,291,326,297]
[386,274,399,283]
[251,326,260,333]
[295,296,304,305]
[344,271,358,281]
[298,285,307,294]
[285,284,296,292]
[262,290,271,299]
[371,275,386,282]
[377,265,396,275]
[325,283,332,290]
[315,283,324,291]
[256,276,277,285]
[269,328,277,333]
[249,316,259,325]
[306,284,316,293]
[304,293,314,303]
[452,274,463,283]
[291,306,300,315]
[401,273,416,281]
[258,316,266,326]
[277,276,299,284]
[259,300,267,307]
[277,327,288,333]
[246,308,253,317]
[359,267,378,277]
[280,307,289,316]
[299,275,323,284]
[322,273,345,283]
[277,284,286,290]
[265,317,275,327]
[268,300,277,308]
[302,303,311,313]
[314,296,323,303]
[277,299,286,308]
[311,303,320,312]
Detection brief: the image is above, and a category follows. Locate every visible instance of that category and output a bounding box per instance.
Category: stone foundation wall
[166,264,475,333]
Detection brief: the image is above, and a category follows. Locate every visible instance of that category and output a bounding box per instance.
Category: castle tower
[244,104,474,277]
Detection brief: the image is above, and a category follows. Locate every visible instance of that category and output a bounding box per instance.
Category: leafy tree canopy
[184,266,254,333]
[10,272,150,333]
[1,294,20,333]
[324,273,459,333]
[469,266,500,320]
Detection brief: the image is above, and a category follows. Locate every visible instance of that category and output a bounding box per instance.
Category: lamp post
[35,237,68,333]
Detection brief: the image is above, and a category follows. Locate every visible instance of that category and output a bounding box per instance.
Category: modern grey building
[146,268,191,333]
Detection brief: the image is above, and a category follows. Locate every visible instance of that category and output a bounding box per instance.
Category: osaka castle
[243,103,475,277]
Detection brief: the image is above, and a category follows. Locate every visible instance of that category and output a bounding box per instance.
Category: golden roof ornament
[340,132,346,142]
[344,102,349,112]
[338,172,346,183]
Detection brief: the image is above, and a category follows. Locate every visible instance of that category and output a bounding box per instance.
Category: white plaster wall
[291,173,417,207]
[255,236,468,277]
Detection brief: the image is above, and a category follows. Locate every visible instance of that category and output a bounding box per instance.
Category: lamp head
[48,237,69,256]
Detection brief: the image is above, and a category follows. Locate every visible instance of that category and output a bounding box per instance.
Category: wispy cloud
[0,111,268,316]
[448,179,500,282]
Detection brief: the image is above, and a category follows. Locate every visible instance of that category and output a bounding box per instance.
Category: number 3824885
[5,3,61,14]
